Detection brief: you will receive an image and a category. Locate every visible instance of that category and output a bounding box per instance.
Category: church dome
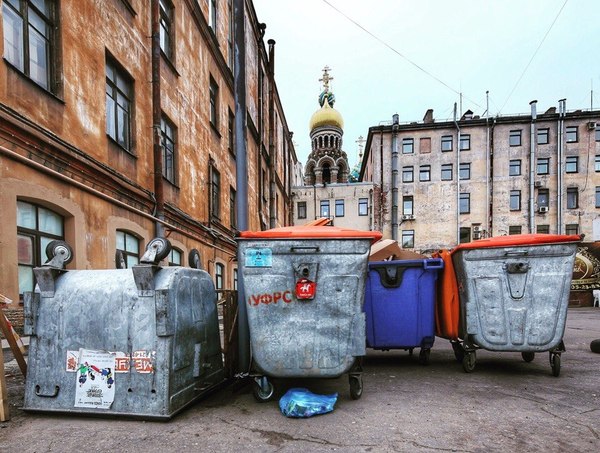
[309,91,344,131]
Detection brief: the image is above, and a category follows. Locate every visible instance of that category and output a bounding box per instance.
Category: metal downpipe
[529,100,537,233]
[151,0,164,237]
[391,114,399,241]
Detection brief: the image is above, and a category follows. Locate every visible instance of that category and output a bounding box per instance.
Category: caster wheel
[188,249,202,269]
[252,377,275,402]
[521,351,535,363]
[349,375,363,400]
[418,348,431,366]
[451,341,465,363]
[45,240,74,265]
[462,351,476,373]
[590,339,600,353]
[408,348,414,356]
[146,237,171,262]
[550,353,561,377]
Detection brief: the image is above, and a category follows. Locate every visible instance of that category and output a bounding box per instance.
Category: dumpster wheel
[462,351,476,373]
[521,351,535,363]
[550,353,561,377]
[252,377,275,402]
[45,240,74,265]
[451,341,465,363]
[418,348,431,366]
[349,374,363,400]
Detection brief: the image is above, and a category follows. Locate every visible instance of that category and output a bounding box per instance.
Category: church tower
[304,67,350,185]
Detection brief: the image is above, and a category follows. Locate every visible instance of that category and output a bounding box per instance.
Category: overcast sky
[252,0,600,168]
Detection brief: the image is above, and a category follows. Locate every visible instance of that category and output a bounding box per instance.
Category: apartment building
[0,0,299,328]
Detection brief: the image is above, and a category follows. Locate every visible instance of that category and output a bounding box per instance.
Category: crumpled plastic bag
[279,388,338,418]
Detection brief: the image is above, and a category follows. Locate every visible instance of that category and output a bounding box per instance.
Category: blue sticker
[245,248,273,267]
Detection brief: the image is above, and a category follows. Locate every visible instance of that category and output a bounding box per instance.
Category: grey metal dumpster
[23,238,225,419]
[450,233,581,376]
[236,225,382,401]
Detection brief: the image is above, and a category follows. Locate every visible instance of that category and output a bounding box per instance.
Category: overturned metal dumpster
[23,238,225,419]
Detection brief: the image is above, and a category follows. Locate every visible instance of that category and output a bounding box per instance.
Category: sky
[252,0,600,168]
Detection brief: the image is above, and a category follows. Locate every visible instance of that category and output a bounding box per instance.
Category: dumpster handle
[35,385,60,398]
[424,259,444,270]
[291,246,320,253]
[504,250,529,257]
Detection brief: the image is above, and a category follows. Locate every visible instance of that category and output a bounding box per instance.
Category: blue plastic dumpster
[364,258,444,364]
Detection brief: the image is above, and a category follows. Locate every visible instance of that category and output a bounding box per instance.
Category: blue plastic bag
[279,388,338,418]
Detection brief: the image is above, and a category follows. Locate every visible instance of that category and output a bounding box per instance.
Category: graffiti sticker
[74,349,116,409]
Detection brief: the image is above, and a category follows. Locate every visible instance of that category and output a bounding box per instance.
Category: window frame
[537,157,550,175]
[565,156,578,174]
[320,200,330,218]
[441,135,453,152]
[401,229,414,248]
[510,190,521,211]
[297,201,307,219]
[208,0,217,33]
[566,187,578,209]
[537,127,549,145]
[168,247,182,266]
[358,198,368,216]
[441,163,453,181]
[116,229,140,269]
[565,224,579,235]
[509,129,522,147]
[159,0,174,61]
[106,55,133,152]
[335,199,345,217]
[459,193,470,214]
[160,114,176,184]
[509,225,522,235]
[459,134,470,151]
[459,162,471,180]
[215,262,224,290]
[596,187,600,208]
[509,159,521,176]
[402,195,413,216]
[210,164,221,220]
[419,165,431,182]
[209,76,219,129]
[402,166,414,183]
[229,186,236,229]
[565,126,578,143]
[228,108,235,156]
[402,138,414,154]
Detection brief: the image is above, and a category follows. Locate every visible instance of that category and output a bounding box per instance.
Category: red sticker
[296,278,316,300]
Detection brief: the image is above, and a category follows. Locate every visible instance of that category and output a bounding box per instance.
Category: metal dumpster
[236,225,382,401]
[449,234,581,376]
[365,258,444,364]
[23,238,225,419]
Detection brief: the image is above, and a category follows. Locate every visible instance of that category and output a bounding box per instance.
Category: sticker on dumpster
[245,248,273,267]
[248,290,292,306]
[295,278,317,300]
[114,352,131,373]
[74,349,116,410]
[132,350,156,374]
[66,350,79,372]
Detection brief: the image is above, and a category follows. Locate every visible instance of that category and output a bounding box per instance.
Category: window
[402,166,414,183]
[537,225,550,234]
[358,198,368,216]
[441,135,453,152]
[233,268,238,291]
[566,126,578,143]
[116,230,139,269]
[17,200,64,295]
[161,115,176,184]
[3,0,57,91]
[335,199,344,217]
[509,226,522,235]
[459,163,471,180]
[419,165,431,182]
[510,190,521,211]
[537,189,549,208]
[402,138,414,154]
[208,0,217,32]
[565,156,578,173]
[106,56,133,151]
[215,263,224,290]
[228,108,235,156]
[210,165,220,219]
[159,0,174,60]
[420,137,431,154]
[209,76,219,128]
[403,196,413,215]
[229,187,236,228]
[460,193,470,214]
[459,227,471,244]
[169,248,182,266]
[459,134,470,150]
[537,128,549,145]
[320,200,330,218]
[596,156,600,172]
[565,224,579,235]
[297,201,307,219]
[567,187,578,209]
[596,187,600,208]
[401,230,414,248]
[509,159,521,176]
[227,0,234,69]
[509,130,522,146]
[596,125,600,142]
[441,163,453,181]
[537,157,550,175]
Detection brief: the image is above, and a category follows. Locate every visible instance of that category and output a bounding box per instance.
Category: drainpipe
[557,99,566,234]
[257,23,266,225]
[151,0,164,237]
[485,91,490,235]
[454,103,461,244]
[529,100,537,233]
[234,0,249,372]
[489,117,496,236]
[379,126,384,232]
[391,114,399,241]
[268,39,276,228]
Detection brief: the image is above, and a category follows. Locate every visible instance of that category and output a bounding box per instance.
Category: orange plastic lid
[453,233,582,252]
[238,225,383,243]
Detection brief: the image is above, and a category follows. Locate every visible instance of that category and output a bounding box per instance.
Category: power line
[321,0,484,110]
[498,0,569,114]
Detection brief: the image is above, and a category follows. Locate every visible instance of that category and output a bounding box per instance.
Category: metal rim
[45,240,73,265]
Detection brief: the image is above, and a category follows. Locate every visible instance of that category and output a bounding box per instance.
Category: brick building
[0,0,299,329]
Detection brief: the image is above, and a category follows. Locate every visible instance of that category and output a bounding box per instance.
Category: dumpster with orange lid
[236,225,382,401]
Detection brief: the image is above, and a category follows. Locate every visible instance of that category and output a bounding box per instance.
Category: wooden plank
[0,342,10,421]
[0,296,27,377]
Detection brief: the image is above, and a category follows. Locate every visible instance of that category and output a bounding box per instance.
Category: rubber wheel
[418,348,431,366]
[451,341,465,363]
[146,237,171,262]
[408,348,414,356]
[551,353,561,377]
[462,351,476,373]
[45,240,73,265]
[349,375,363,400]
[252,379,275,402]
[188,249,202,269]
[522,351,535,363]
[590,339,600,353]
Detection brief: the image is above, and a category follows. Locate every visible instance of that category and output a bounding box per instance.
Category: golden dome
[309,97,344,131]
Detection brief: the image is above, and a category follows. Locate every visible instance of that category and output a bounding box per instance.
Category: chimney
[423,109,434,124]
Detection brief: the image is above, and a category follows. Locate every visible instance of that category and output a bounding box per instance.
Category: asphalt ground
[1,307,599,452]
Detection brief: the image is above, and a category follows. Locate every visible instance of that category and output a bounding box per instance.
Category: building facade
[361,102,600,253]
[0,0,299,327]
